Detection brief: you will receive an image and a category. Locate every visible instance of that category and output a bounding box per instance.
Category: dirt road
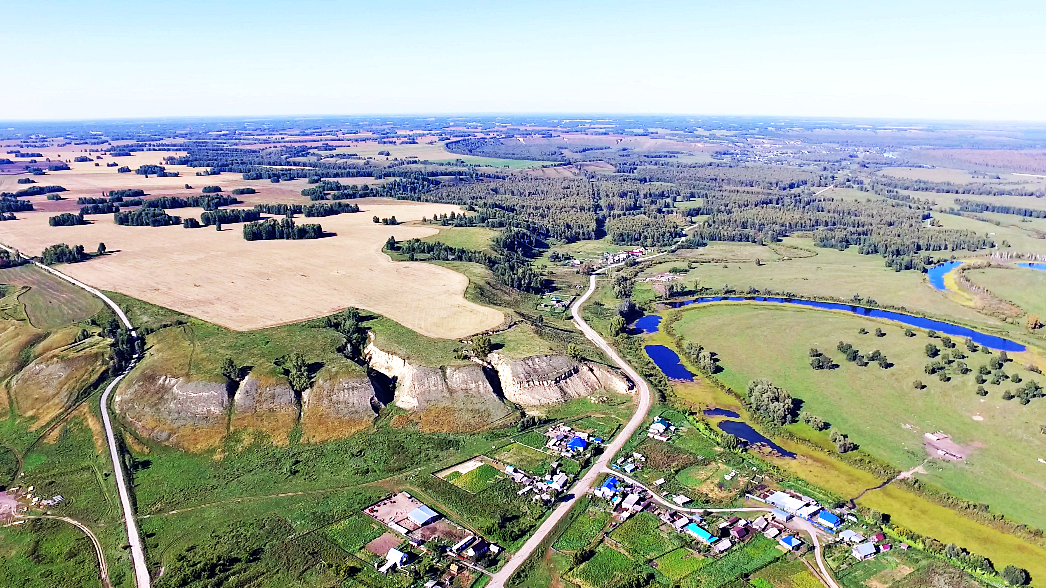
[22,515,111,588]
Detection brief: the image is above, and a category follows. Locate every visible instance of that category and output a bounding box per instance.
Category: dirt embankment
[488,353,632,405]
[9,336,110,430]
[114,341,632,451]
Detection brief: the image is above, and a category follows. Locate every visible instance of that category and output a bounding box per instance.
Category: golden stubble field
[0,199,505,339]
[0,150,388,210]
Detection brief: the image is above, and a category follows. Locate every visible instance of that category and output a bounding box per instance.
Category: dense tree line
[870,177,1045,197]
[230,187,256,195]
[80,203,119,215]
[135,165,179,177]
[302,202,359,217]
[106,189,146,199]
[3,185,65,198]
[114,208,181,226]
[953,198,1046,218]
[142,195,239,210]
[201,185,222,193]
[604,214,682,246]
[444,138,568,162]
[242,218,324,241]
[388,236,546,293]
[49,212,88,226]
[41,243,88,264]
[0,198,34,213]
[200,209,261,226]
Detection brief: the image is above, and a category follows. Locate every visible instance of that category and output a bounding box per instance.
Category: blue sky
[2,0,1043,121]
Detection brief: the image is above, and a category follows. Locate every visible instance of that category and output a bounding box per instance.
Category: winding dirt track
[22,515,111,588]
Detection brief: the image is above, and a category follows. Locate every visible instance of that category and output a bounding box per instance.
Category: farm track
[18,514,111,588]
[0,246,152,588]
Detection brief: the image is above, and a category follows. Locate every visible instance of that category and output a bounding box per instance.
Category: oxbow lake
[926,260,964,290]
[1018,262,1046,271]
[663,297,1025,352]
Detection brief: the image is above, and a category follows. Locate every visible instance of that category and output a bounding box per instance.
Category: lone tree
[1002,565,1029,586]
[96,242,106,255]
[221,357,238,382]
[471,335,492,358]
[925,343,940,358]
[567,344,583,361]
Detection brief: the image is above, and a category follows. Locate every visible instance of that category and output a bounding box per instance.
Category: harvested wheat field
[0,200,505,338]
[0,151,389,212]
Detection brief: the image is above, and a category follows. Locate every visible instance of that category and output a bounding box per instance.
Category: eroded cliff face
[116,362,383,450]
[488,353,633,406]
[365,341,511,431]
[301,368,383,443]
[114,340,632,450]
[230,373,298,445]
[114,374,230,452]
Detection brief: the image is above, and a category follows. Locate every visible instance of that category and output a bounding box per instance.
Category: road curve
[488,272,655,588]
[23,515,112,588]
[2,252,152,588]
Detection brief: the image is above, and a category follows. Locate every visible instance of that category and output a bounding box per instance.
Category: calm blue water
[632,314,662,334]
[717,420,796,458]
[704,408,741,418]
[926,261,963,290]
[668,296,1025,352]
[644,345,693,380]
[1018,262,1046,272]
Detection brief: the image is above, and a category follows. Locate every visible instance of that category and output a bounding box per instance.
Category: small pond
[1018,262,1046,272]
[703,408,740,418]
[643,345,693,380]
[717,420,796,458]
[632,314,662,334]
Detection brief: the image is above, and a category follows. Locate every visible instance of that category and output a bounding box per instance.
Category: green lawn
[683,536,781,588]
[0,518,103,588]
[0,264,102,330]
[966,266,1046,319]
[553,505,610,551]
[568,544,636,588]
[323,515,385,553]
[671,302,1046,530]
[653,548,708,580]
[421,226,498,251]
[491,443,555,475]
[450,463,502,493]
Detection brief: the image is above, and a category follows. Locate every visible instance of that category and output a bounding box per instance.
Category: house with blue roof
[567,436,588,452]
[779,535,802,551]
[816,511,841,529]
[684,523,714,544]
[595,477,620,498]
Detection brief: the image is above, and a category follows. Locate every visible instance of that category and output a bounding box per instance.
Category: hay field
[0,200,504,338]
[0,265,102,329]
[0,151,388,210]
